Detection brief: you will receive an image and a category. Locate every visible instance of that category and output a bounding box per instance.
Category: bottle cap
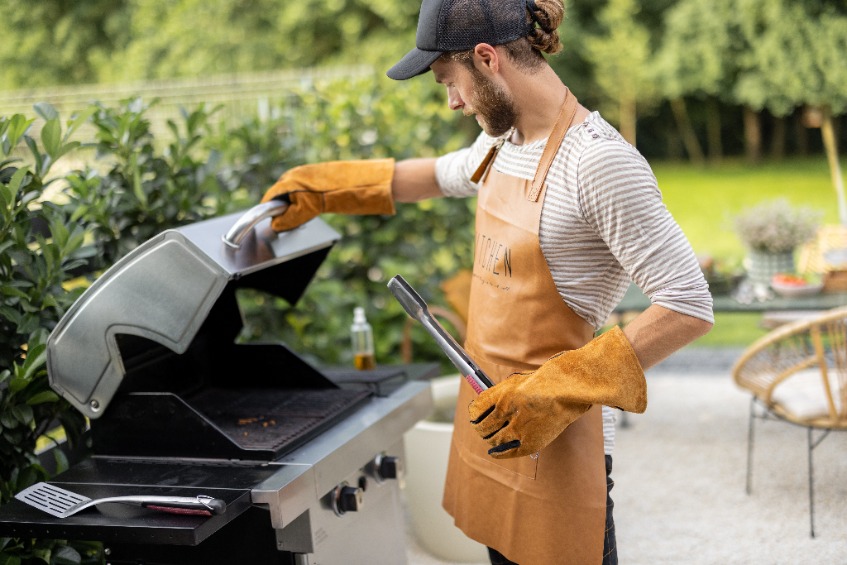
[354,307,367,324]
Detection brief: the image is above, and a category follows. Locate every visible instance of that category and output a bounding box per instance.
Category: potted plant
[734,199,822,286]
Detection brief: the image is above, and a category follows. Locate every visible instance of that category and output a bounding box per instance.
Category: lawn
[651,156,843,347]
[655,156,841,262]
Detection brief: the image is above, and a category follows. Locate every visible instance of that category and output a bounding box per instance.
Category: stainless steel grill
[0,203,434,564]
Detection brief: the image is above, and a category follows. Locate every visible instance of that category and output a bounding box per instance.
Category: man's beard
[468,70,517,137]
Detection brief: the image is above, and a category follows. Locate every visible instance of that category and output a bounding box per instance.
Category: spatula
[16,482,226,518]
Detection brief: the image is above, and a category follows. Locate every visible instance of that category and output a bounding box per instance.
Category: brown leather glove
[468,326,647,459]
[261,159,395,231]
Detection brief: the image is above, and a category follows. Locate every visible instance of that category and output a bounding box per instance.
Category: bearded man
[261,0,714,562]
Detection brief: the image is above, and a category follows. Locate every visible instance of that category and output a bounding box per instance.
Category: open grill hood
[47,207,341,420]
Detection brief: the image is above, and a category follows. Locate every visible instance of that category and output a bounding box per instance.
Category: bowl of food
[771,273,824,298]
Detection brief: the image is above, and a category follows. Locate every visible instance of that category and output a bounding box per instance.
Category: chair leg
[746,397,756,495]
[807,428,832,539]
[808,427,815,538]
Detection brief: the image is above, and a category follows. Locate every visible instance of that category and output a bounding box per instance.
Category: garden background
[1,1,846,563]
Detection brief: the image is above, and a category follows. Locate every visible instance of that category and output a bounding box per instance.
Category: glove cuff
[548,326,647,413]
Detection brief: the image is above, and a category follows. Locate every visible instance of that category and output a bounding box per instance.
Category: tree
[0,0,127,88]
[582,0,656,145]
[100,0,418,82]
[652,0,739,163]
[733,0,847,220]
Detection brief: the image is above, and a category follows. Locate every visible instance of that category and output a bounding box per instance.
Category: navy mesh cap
[387,0,533,80]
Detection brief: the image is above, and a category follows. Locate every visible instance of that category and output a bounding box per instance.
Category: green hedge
[0,72,475,563]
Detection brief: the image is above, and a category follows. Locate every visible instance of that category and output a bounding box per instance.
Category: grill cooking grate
[191,387,371,453]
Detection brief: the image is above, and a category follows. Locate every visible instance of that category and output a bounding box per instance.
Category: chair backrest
[440,269,472,326]
[732,306,847,428]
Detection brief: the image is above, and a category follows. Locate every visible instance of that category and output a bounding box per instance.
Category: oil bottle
[351,306,376,370]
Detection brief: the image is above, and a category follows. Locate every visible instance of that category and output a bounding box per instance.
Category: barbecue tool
[16,482,226,519]
[388,275,493,393]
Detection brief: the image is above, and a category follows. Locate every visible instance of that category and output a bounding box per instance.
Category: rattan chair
[732,305,847,537]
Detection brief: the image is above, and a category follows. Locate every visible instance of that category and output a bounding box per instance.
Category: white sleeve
[434,132,501,197]
[577,142,714,324]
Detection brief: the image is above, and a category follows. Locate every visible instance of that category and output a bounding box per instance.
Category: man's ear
[472,43,500,74]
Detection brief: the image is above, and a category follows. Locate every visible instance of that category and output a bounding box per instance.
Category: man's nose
[447,88,464,111]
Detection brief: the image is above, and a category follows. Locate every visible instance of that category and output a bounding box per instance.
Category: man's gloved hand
[468,326,647,459]
[261,159,395,231]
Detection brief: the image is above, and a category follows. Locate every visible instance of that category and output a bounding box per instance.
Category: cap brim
[386,48,442,80]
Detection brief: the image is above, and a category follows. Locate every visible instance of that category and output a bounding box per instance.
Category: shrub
[1,99,235,565]
[0,72,477,562]
[65,98,229,269]
[230,73,477,370]
[0,107,96,564]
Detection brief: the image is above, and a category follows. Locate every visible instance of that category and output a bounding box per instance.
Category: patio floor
[404,347,847,564]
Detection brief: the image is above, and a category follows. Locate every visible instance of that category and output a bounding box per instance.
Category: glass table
[612,283,847,329]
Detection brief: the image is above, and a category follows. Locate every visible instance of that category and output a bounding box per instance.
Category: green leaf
[33,102,59,122]
[24,136,44,176]
[6,166,30,197]
[65,106,97,140]
[54,140,81,161]
[0,240,15,255]
[0,553,23,565]
[20,342,48,382]
[0,286,28,299]
[26,391,59,405]
[4,114,33,149]
[52,448,69,475]
[11,404,34,426]
[41,119,62,159]
[52,544,82,565]
[9,377,28,393]
[0,411,16,429]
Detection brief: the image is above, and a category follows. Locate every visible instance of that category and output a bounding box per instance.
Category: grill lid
[47,203,340,420]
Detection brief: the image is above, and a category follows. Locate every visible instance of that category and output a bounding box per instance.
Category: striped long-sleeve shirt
[435,111,714,453]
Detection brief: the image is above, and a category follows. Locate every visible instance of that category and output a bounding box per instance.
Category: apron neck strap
[528,88,579,202]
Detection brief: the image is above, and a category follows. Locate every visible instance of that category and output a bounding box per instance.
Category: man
[262,0,713,562]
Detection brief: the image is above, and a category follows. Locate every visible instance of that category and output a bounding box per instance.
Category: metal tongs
[388,275,493,394]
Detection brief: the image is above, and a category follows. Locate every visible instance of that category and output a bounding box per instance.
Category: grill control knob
[332,484,363,516]
[376,455,403,482]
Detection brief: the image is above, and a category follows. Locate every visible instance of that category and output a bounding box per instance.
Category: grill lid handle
[222,199,289,249]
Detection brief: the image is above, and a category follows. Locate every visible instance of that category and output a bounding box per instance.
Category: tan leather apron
[442,91,607,565]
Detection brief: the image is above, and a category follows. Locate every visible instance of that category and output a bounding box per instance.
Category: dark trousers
[487,454,617,565]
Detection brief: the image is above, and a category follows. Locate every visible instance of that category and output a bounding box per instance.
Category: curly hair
[525,0,565,55]
[446,0,565,73]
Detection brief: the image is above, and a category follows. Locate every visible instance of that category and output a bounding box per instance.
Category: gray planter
[746,249,795,286]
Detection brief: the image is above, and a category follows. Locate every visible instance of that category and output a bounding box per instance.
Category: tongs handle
[222,197,289,249]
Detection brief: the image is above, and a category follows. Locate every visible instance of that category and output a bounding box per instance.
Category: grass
[654,156,842,263]
[651,156,844,347]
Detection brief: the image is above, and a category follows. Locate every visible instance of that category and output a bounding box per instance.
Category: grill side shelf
[0,487,253,546]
